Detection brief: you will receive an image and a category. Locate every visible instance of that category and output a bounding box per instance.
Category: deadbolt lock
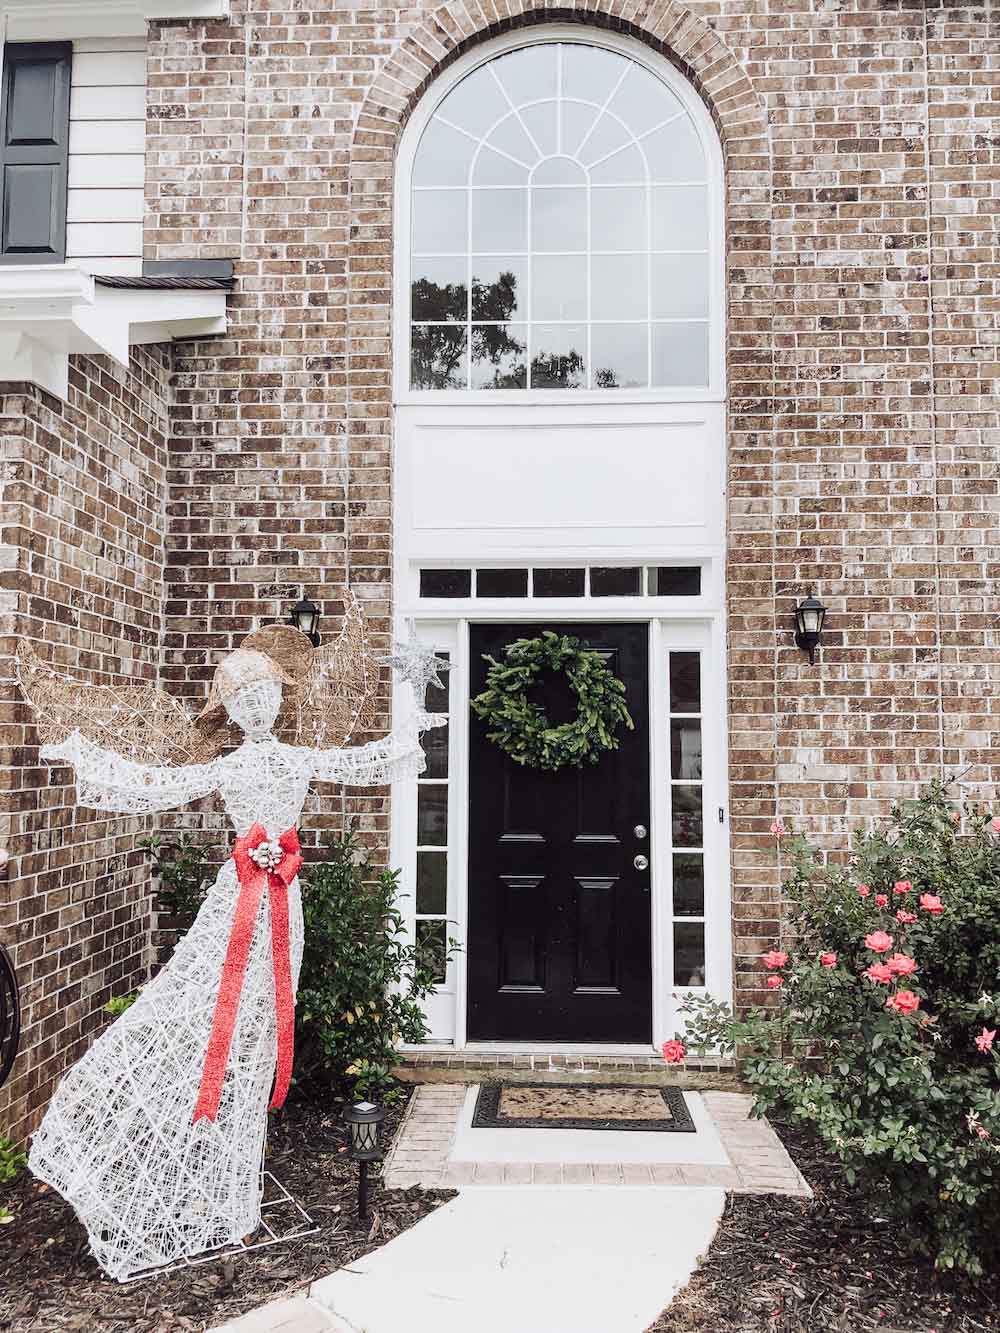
[633,824,647,839]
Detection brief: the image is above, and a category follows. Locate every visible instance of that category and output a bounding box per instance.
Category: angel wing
[16,641,220,767]
[306,591,382,747]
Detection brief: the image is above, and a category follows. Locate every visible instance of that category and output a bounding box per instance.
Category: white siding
[66,37,146,274]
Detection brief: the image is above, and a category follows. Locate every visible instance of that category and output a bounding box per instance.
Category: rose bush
[676,785,1000,1275]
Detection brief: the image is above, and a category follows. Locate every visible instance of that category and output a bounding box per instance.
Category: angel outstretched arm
[42,731,220,814]
[309,709,447,787]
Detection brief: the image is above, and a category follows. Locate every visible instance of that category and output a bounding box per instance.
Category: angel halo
[18,596,444,1281]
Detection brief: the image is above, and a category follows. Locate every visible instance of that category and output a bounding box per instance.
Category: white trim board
[3,1,229,40]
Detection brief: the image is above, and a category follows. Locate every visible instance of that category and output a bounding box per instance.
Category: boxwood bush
[677,786,1000,1275]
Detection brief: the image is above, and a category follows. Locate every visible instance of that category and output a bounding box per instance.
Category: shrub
[140,833,215,921]
[0,1133,26,1224]
[104,992,139,1017]
[678,785,1000,1276]
[296,836,457,1102]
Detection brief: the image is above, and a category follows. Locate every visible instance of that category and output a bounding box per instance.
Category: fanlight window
[408,41,712,393]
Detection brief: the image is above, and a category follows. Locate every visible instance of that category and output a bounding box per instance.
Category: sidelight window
[407,39,714,393]
[667,650,705,987]
[415,656,451,983]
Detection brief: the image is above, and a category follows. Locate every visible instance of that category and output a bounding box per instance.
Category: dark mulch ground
[648,1119,999,1333]
[0,1086,454,1333]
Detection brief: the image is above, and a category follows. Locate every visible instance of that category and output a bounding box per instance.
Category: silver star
[380,637,453,694]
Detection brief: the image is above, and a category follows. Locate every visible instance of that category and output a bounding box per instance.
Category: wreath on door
[471,631,634,771]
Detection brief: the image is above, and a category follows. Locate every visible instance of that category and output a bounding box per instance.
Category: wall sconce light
[343,1100,387,1222]
[794,593,827,665]
[289,596,320,647]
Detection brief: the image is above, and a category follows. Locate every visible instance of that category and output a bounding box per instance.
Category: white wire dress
[28,681,440,1281]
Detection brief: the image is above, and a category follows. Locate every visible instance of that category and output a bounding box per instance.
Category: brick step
[397,1052,742,1090]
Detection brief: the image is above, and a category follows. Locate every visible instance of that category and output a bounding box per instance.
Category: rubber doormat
[471,1083,696,1133]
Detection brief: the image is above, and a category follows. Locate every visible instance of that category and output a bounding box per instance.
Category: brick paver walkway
[381,1085,811,1196]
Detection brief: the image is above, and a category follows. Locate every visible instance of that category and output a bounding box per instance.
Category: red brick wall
[6,2,998,1144]
[0,349,172,1145]
[142,0,1000,1025]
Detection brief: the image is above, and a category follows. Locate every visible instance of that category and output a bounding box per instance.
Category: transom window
[408,40,712,393]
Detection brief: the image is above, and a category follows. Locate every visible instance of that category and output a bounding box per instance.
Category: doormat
[471,1083,696,1133]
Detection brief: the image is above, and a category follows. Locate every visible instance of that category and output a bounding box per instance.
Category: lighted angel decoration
[16,597,444,1281]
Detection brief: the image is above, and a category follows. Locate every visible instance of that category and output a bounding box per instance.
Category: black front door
[467,622,651,1042]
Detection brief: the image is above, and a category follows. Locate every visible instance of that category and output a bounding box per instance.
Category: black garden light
[343,1100,387,1221]
[794,593,827,665]
[289,596,320,647]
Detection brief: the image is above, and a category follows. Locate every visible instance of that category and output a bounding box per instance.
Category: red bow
[192,824,303,1124]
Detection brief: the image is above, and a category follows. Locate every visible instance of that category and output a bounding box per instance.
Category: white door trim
[390,608,731,1050]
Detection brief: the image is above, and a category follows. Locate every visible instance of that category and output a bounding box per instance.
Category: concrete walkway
[214,1187,725,1333]
[212,1088,808,1333]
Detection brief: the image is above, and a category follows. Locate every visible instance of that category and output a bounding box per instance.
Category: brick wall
[142,0,1000,1027]
[0,349,172,1145]
[6,2,999,1142]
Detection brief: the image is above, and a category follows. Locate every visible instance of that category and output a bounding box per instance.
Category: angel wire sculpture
[16,596,444,1281]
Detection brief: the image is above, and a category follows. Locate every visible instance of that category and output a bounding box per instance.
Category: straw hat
[196,631,310,740]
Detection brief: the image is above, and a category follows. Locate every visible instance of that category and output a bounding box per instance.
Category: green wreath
[471,631,634,771]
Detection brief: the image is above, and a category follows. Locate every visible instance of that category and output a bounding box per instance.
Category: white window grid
[666,649,706,987]
[409,41,711,392]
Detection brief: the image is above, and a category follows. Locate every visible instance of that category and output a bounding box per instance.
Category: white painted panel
[70,85,146,122]
[66,222,144,258]
[68,152,145,190]
[72,52,146,88]
[73,38,147,55]
[69,120,145,157]
[67,189,145,224]
[401,406,723,558]
[70,257,143,276]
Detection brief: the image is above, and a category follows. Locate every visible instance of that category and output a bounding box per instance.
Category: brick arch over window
[346,1,772,402]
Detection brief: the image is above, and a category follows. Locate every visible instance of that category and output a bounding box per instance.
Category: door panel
[467,622,651,1041]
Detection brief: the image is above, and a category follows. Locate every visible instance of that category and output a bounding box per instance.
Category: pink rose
[893,880,912,896]
[876,894,888,907]
[950,810,961,825]
[857,884,871,898]
[865,962,894,984]
[896,910,917,924]
[864,930,894,954]
[766,974,783,989]
[887,953,917,976]
[661,1039,686,1064]
[770,820,786,838]
[991,817,1000,834]
[819,952,837,968]
[762,950,789,970]
[919,894,943,915]
[976,1125,991,1141]
[975,1028,996,1055]
[887,990,920,1015]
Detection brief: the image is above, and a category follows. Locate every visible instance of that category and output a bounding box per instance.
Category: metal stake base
[119,1171,319,1284]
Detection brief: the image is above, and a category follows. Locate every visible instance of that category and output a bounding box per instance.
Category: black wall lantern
[343,1100,387,1221]
[794,593,827,665]
[289,596,320,647]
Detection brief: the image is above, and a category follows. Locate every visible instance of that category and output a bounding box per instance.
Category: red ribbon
[192,824,303,1124]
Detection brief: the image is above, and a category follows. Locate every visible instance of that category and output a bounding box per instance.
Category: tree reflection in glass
[412,271,634,390]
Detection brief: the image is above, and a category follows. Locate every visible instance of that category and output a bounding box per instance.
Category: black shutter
[0,43,72,265]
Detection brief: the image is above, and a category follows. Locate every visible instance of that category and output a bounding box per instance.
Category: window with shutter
[0,42,72,265]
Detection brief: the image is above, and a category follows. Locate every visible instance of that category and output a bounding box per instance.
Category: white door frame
[391,604,731,1051]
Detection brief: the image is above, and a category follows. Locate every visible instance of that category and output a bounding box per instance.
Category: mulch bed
[0,1085,454,1332]
[648,1119,998,1333]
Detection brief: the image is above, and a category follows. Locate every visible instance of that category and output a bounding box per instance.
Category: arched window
[402,36,721,395]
